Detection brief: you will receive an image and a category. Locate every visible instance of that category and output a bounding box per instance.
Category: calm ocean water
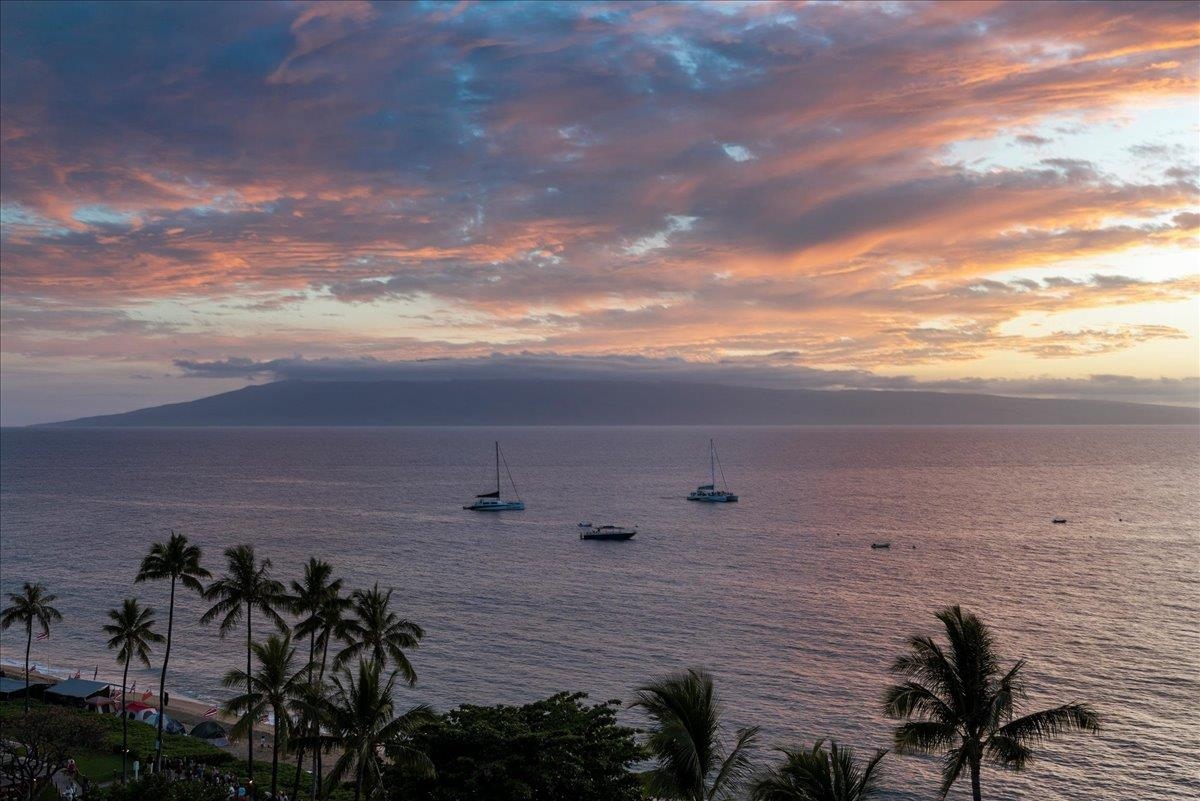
[1,426,1197,799]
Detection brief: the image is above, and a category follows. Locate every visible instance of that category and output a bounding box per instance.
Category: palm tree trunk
[246,604,254,793]
[155,576,176,772]
[23,621,31,714]
[291,631,316,800]
[121,660,130,783]
[353,763,363,801]
[970,753,982,801]
[316,635,331,799]
[271,715,280,800]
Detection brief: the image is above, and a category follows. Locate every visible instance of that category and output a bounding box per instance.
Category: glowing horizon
[1,1,1198,424]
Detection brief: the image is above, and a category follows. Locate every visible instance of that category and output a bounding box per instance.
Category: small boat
[463,441,526,511]
[579,523,637,541]
[1051,517,1067,524]
[687,439,738,503]
[870,542,891,550]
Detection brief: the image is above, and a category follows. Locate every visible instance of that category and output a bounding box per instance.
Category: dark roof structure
[43,678,111,700]
[0,676,48,698]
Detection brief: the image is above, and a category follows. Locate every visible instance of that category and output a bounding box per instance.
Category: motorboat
[687,439,738,502]
[870,542,891,550]
[463,441,526,511]
[578,523,636,541]
[1051,517,1067,524]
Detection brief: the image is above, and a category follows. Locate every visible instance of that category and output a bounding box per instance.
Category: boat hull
[580,531,636,541]
[687,494,738,503]
[463,501,525,511]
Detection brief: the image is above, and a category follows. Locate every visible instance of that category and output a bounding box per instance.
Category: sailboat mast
[710,438,715,487]
[495,441,501,495]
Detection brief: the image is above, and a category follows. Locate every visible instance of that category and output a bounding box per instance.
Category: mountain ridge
[39,379,1199,427]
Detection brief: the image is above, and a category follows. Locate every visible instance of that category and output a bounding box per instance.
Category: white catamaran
[687,438,738,503]
[463,441,526,511]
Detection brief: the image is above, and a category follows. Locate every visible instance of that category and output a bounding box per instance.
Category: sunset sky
[1,0,1198,424]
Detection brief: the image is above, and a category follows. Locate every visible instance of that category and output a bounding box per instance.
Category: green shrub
[93,774,228,801]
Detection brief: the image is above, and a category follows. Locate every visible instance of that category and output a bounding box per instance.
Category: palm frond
[997,703,1100,743]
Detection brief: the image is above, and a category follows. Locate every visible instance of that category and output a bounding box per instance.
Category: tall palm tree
[335,583,423,685]
[135,531,210,769]
[322,660,433,801]
[631,668,760,801]
[201,545,287,783]
[102,599,163,783]
[1,582,62,713]
[883,606,1100,801]
[751,740,886,801]
[312,583,354,798]
[288,559,343,799]
[222,633,311,800]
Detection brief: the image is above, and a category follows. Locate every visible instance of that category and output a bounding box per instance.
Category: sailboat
[687,438,738,503]
[463,441,526,511]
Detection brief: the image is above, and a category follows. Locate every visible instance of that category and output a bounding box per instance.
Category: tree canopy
[385,692,644,801]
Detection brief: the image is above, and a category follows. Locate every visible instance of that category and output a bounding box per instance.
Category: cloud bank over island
[171,354,1200,407]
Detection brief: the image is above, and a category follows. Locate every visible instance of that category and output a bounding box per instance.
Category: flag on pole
[142,690,152,701]
[36,631,49,641]
[204,707,218,718]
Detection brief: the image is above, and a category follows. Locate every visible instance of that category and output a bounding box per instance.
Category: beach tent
[146,711,188,735]
[190,720,230,747]
[43,678,112,706]
[84,695,120,714]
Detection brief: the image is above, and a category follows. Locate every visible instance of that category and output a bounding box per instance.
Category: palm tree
[751,740,886,801]
[201,545,287,783]
[135,531,210,769]
[883,606,1100,801]
[312,583,354,798]
[322,660,432,801]
[335,583,423,685]
[631,668,759,801]
[102,599,163,783]
[222,633,311,800]
[288,559,344,799]
[1,582,62,713]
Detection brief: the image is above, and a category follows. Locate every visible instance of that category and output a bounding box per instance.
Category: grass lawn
[73,750,126,784]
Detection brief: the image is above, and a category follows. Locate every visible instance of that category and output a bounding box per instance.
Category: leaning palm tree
[631,668,760,801]
[322,659,433,801]
[1,582,62,713]
[222,633,311,800]
[201,545,287,782]
[135,531,210,769]
[288,559,344,799]
[751,740,886,801]
[335,583,423,686]
[102,599,163,783]
[883,606,1100,801]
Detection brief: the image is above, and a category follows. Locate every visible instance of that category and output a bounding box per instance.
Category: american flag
[142,690,152,701]
[36,631,49,641]
[204,707,218,718]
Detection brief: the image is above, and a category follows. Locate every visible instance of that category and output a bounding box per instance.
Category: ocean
[1,426,1197,799]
